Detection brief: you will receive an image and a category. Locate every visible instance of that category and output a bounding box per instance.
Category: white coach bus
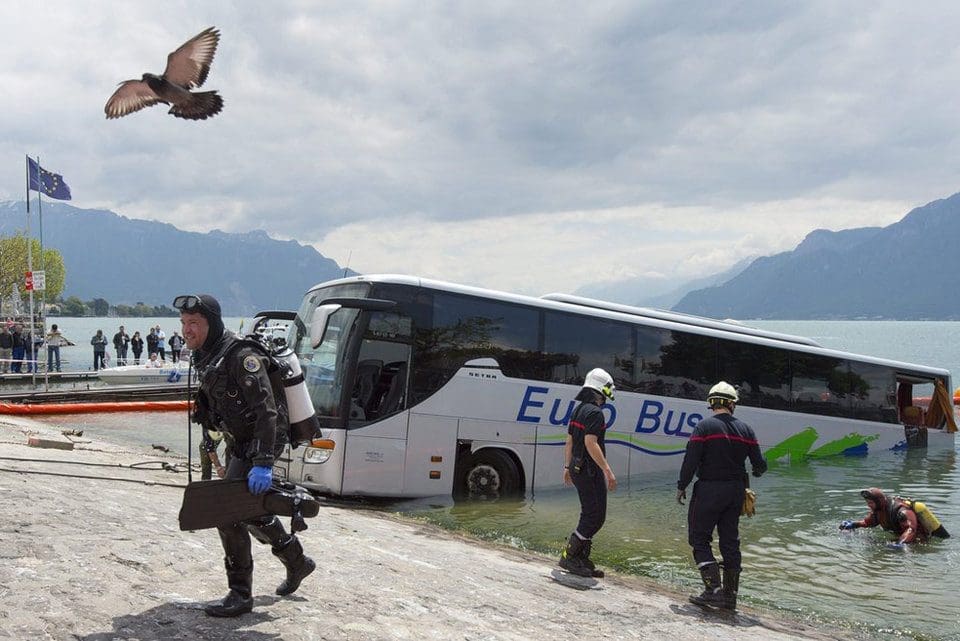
[273,275,956,499]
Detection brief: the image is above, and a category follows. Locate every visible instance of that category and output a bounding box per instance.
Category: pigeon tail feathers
[167,91,223,120]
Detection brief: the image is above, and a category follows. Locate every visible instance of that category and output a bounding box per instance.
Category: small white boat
[97,361,194,385]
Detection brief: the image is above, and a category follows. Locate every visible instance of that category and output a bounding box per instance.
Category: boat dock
[0,372,190,404]
[0,371,99,387]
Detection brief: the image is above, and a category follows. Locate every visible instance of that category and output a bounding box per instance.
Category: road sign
[24,271,32,291]
[32,270,46,291]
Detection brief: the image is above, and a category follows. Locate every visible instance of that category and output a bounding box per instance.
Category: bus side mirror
[310,304,342,349]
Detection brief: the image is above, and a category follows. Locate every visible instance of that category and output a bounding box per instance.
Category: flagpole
[36,157,45,383]
[24,155,68,386]
[26,156,36,386]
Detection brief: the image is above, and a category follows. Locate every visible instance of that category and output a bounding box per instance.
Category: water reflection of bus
[274,275,956,499]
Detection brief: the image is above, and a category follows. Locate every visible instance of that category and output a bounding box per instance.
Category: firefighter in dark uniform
[676,381,766,610]
[176,293,316,618]
[559,368,617,578]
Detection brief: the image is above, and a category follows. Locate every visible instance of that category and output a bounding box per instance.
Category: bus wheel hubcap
[467,465,500,495]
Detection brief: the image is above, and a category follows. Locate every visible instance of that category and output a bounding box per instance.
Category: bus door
[288,296,398,496]
[402,414,458,496]
[340,311,416,497]
[285,303,362,495]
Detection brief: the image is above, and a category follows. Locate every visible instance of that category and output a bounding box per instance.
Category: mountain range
[672,192,960,319]
[3,190,957,320]
[574,258,754,309]
[0,201,352,316]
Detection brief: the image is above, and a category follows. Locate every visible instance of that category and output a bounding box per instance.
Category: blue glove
[247,466,273,495]
[886,542,905,550]
[839,520,856,530]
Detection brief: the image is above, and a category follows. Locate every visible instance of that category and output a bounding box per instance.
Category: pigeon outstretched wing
[105,26,222,120]
[104,80,163,119]
[164,26,220,88]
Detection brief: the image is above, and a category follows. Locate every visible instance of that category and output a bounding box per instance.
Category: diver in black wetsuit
[177,293,315,618]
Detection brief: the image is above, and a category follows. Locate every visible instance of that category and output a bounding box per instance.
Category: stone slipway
[0,417,861,641]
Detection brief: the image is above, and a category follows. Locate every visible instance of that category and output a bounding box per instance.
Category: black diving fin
[178,479,321,531]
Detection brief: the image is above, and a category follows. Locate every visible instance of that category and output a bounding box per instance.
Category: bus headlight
[303,438,336,464]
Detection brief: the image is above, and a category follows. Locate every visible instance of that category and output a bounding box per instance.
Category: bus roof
[540,293,822,347]
[306,274,951,380]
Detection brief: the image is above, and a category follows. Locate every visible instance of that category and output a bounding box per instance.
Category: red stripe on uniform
[570,420,587,430]
[689,433,758,446]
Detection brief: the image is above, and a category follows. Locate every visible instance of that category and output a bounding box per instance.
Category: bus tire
[457,448,521,499]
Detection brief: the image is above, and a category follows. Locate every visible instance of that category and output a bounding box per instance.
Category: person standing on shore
[169,330,185,362]
[176,293,315,617]
[156,325,167,361]
[113,325,130,366]
[45,324,70,372]
[146,328,159,362]
[10,325,24,373]
[130,331,144,365]
[559,368,617,579]
[0,326,12,374]
[91,330,108,371]
[22,328,35,372]
[676,382,767,611]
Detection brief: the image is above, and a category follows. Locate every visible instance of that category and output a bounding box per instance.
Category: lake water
[25,319,960,641]
[12,316,248,372]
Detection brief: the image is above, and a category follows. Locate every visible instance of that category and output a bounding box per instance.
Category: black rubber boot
[248,516,290,547]
[689,562,725,608]
[272,535,316,596]
[558,533,593,577]
[205,558,254,617]
[721,567,740,611]
[581,539,605,578]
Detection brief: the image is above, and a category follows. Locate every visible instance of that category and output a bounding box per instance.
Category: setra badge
[242,355,261,373]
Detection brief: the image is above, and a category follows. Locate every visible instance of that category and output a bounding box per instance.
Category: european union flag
[27,156,72,200]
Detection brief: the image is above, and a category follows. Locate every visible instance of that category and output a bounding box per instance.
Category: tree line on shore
[47,297,178,318]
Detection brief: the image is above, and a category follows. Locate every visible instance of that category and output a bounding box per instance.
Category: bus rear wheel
[457,449,521,500]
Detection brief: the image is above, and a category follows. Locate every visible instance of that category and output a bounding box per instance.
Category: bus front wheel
[457,449,521,499]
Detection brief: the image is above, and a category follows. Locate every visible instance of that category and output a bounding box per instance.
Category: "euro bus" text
[516,385,702,437]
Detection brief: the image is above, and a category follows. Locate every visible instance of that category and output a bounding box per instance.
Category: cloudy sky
[2,1,959,298]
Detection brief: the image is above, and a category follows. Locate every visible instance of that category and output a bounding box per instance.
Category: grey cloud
[2,1,960,241]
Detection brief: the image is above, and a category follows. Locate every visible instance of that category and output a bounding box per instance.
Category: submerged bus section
[272,275,956,499]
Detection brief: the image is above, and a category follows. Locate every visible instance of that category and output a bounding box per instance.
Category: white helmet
[707,381,739,405]
[583,368,615,401]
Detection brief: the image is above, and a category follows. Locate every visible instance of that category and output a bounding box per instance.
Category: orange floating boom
[0,400,190,415]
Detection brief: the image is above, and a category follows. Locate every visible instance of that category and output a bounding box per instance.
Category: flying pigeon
[105,26,223,120]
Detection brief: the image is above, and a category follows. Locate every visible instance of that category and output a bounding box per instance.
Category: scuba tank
[248,314,321,448]
[272,343,321,446]
[897,497,951,539]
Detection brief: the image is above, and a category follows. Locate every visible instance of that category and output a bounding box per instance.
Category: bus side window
[791,353,847,417]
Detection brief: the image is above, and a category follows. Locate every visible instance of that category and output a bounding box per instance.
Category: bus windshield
[291,284,369,419]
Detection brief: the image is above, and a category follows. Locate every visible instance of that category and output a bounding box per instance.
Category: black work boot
[581,539,605,578]
[205,558,254,617]
[689,562,725,608]
[272,535,316,596]
[559,533,593,577]
[721,567,740,611]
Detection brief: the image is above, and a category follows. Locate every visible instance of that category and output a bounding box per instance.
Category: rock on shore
[0,417,855,641]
